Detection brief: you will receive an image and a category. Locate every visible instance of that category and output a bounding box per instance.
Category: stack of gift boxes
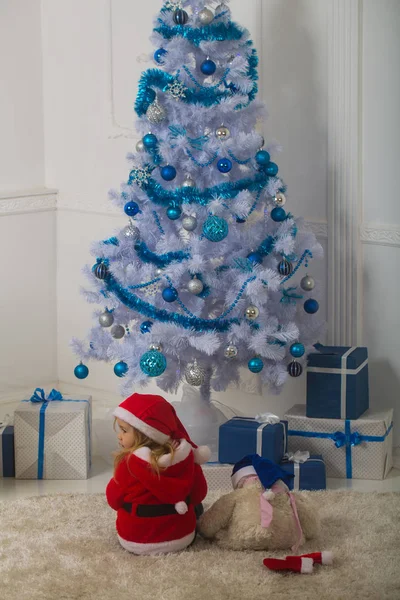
[204,345,393,491]
[0,388,92,481]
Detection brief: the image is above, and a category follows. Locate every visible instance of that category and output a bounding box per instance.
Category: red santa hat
[113,393,211,465]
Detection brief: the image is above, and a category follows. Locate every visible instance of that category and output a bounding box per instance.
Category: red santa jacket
[106,439,208,555]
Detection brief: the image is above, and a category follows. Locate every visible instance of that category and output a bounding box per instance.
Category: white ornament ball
[245,306,260,321]
[149,343,163,352]
[198,8,214,25]
[185,361,206,387]
[188,277,204,295]
[224,344,238,358]
[301,274,315,292]
[182,215,198,232]
[99,311,114,328]
[274,193,287,207]
[182,176,196,188]
[216,126,230,141]
[136,140,145,153]
[155,267,164,277]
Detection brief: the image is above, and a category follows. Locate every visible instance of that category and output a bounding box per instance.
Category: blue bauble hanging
[247,251,263,265]
[154,48,167,64]
[166,205,182,220]
[203,216,229,242]
[266,162,279,176]
[255,150,271,166]
[74,363,89,380]
[114,361,128,378]
[140,320,153,334]
[93,262,108,280]
[162,287,178,302]
[236,217,246,224]
[173,9,189,25]
[288,360,303,378]
[143,133,158,150]
[160,165,177,181]
[248,357,264,373]
[304,299,320,314]
[124,201,140,217]
[278,259,293,276]
[140,350,167,378]
[217,158,232,173]
[290,343,305,358]
[200,58,217,76]
[271,207,287,222]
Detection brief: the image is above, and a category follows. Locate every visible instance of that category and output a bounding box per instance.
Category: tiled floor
[1,458,400,501]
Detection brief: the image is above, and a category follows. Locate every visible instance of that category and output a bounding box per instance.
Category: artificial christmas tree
[72,1,323,414]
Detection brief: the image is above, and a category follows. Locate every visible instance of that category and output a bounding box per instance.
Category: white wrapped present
[284,404,393,480]
[202,462,233,492]
[14,388,92,480]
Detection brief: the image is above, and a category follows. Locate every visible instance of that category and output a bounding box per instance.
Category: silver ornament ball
[274,192,287,207]
[123,221,140,241]
[224,344,238,359]
[99,311,114,328]
[198,7,214,25]
[188,277,204,295]
[111,325,126,339]
[146,100,166,124]
[185,360,206,387]
[155,267,164,277]
[245,306,260,321]
[149,343,163,352]
[182,215,198,232]
[136,140,145,153]
[182,176,196,188]
[301,274,315,292]
[215,126,230,141]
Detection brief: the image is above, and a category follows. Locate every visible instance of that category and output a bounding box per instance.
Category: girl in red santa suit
[106,393,211,555]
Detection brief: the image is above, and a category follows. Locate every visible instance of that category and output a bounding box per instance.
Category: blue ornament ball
[140,351,167,378]
[166,206,182,220]
[173,9,189,25]
[304,299,320,314]
[290,343,305,358]
[217,158,232,173]
[93,262,107,280]
[200,58,217,76]
[278,259,293,276]
[255,150,271,166]
[162,287,178,302]
[248,357,264,373]
[161,165,177,181]
[124,201,140,217]
[247,251,263,265]
[266,162,279,176]
[288,360,303,378]
[143,133,158,150]
[74,363,89,380]
[140,320,153,334]
[271,207,287,222]
[203,216,229,242]
[114,361,128,378]
[154,48,167,64]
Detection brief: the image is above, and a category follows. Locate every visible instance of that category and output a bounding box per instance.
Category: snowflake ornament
[143,281,161,298]
[130,165,152,187]
[164,1,183,10]
[166,79,187,101]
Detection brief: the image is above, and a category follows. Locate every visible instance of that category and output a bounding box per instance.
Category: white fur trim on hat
[158,440,191,467]
[192,445,211,465]
[300,558,314,574]
[175,501,188,515]
[113,407,170,445]
[231,465,257,489]
[321,551,333,565]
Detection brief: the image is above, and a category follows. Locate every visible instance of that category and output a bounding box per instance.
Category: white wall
[0,0,57,412]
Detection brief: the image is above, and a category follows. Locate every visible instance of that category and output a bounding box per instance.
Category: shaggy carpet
[0,491,399,600]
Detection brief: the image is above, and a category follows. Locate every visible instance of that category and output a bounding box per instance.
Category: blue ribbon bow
[30,388,63,403]
[281,286,304,305]
[333,430,363,449]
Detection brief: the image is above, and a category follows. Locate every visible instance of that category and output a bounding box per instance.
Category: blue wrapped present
[219,415,287,465]
[279,451,326,491]
[307,345,369,420]
[0,420,15,478]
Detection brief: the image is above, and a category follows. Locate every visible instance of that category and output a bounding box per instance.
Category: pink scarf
[260,481,303,553]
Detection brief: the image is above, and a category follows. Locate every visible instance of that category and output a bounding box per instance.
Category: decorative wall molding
[0,188,58,216]
[327,0,363,346]
[360,223,400,248]
[306,220,328,240]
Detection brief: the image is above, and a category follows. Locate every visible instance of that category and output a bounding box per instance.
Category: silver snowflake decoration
[143,282,161,298]
[164,0,183,10]
[166,79,187,101]
[130,165,152,188]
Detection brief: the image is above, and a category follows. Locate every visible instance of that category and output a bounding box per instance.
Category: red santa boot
[286,551,333,566]
[263,557,314,574]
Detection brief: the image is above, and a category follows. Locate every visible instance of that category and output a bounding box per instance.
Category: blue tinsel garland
[134,241,191,268]
[154,19,246,46]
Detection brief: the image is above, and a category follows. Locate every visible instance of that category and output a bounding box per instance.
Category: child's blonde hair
[113,418,176,477]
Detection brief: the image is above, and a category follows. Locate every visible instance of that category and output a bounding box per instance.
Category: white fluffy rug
[0,491,399,600]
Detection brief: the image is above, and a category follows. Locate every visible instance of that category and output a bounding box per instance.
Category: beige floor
[1,457,400,500]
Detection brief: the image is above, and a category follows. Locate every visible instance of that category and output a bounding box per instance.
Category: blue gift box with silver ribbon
[279,451,326,491]
[307,345,369,420]
[0,417,15,478]
[218,414,287,465]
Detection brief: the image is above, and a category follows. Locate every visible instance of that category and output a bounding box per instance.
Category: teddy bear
[198,454,319,551]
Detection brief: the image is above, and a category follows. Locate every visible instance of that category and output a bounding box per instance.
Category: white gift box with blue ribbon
[14,389,92,480]
[218,414,287,465]
[307,345,369,420]
[284,404,393,480]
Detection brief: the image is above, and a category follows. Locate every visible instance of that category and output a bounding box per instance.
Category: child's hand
[171,439,180,450]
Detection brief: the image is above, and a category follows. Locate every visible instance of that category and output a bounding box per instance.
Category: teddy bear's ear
[193,445,211,465]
